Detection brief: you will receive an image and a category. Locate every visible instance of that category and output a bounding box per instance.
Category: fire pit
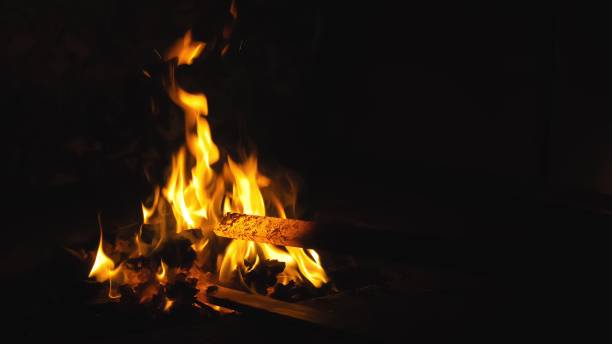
[83,18,332,311]
[3,1,543,342]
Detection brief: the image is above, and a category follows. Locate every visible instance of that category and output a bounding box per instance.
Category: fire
[163,298,174,312]
[221,0,239,55]
[88,225,125,299]
[164,30,328,289]
[88,230,115,282]
[89,3,328,304]
[142,187,160,224]
[156,260,168,285]
[165,30,205,66]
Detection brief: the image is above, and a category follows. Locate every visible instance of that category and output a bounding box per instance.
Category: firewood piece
[214,213,315,248]
[203,285,342,330]
[244,259,285,295]
[214,213,435,259]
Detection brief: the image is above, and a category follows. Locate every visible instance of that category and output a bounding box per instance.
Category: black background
[0,1,596,341]
[2,2,551,238]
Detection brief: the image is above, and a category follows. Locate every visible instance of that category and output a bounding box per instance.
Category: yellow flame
[108,28,329,299]
[178,89,209,116]
[155,33,223,233]
[156,260,168,285]
[165,30,205,66]
[286,247,328,288]
[191,238,209,253]
[142,187,160,224]
[163,298,174,312]
[224,156,266,216]
[88,228,130,298]
[88,230,115,282]
[219,239,260,282]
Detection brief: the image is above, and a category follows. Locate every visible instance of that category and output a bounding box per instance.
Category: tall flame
[160,32,225,233]
[148,29,328,289]
[88,223,124,298]
[88,230,115,282]
[142,187,160,224]
[96,23,328,298]
[156,260,169,285]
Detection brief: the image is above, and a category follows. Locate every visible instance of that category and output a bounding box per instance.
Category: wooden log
[214,213,315,248]
[202,285,344,331]
[214,213,444,260]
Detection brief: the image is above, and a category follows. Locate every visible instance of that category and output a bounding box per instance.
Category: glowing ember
[87,0,329,308]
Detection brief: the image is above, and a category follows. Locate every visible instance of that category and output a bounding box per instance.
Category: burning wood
[83,4,331,311]
[203,285,337,329]
[214,213,315,248]
[214,212,429,258]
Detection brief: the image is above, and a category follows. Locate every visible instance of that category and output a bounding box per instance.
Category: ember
[86,1,329,313]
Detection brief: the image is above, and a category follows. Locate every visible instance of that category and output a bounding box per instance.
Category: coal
[244,259,285,295]
[177,228,204,243]
[271,280,335,302]
[140,224,159,244]
[155,237,196,269]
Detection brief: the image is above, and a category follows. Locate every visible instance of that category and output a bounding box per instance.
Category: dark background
[0,1,598,341]
[2,2,552,234]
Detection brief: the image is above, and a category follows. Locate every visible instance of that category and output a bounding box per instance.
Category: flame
[286,247,328,288]
[224,156,267,216]
[158,32,223,233]
[163,298,174,312]
[218,156,328,288]
[165,30,205,66]
[91,27,328,302]
[191,238,209,253]
[88,227,128,298]
[221,0,239,55]
[156,260,168,285]
[219,240,257,283]
[142,187,160,224]
[88,230,115,282]
[155,30,327,289]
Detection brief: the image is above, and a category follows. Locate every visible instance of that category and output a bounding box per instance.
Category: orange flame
[165,30,205,66]
[221,0,239,55]
[155,30,327,289]
[219,156,328,287]
[142,187,160,224]
[156,260,168,285]
[88,224,127,298]
[92,27,328,300]
[163,298,174,312]
[88,230,115,282]
[191,238,209,253]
